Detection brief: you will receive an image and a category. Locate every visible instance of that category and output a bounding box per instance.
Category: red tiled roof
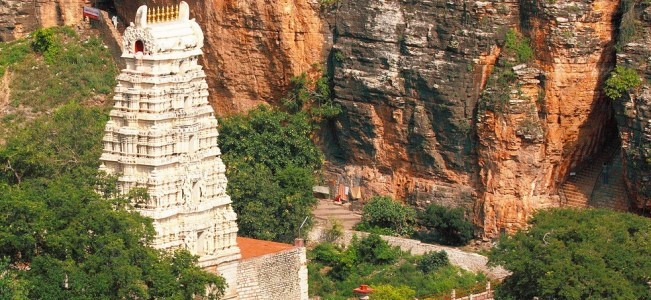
[237,237,294,260]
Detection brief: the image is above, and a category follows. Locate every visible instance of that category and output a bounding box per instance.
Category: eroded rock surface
[613,1,651,213]
[0,0,88,41]
[113,0,325,114]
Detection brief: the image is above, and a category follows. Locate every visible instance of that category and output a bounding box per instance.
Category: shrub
[31,28,56,54]
[604,66,642,99]
[324,219,344,242]
[311,242,343,265]
[355,234,399,265]
[419,204,474,246]
[355,196,416,236]
[504,29,534,63]
[371,285,416,300]
[418,251,450,274]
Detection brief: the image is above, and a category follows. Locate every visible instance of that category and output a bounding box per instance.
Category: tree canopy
[489,208,651,300]
[219,106,322,243]
[0,103,225,299]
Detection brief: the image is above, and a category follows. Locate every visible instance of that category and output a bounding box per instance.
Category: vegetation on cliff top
[490,208,651,300]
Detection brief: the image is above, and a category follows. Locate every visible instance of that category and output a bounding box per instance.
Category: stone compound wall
[309,226,509,280]
[236,247,308,300]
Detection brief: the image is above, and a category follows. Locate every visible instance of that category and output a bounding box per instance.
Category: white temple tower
[99,2,240,297]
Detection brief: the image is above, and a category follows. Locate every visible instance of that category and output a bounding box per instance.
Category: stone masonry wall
[236,247,308,300]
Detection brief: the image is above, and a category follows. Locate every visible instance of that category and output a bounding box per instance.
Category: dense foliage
[418,204,474,246]
[354,196,416,236]
[281,72,341,121]
[604,65,642,100]
[308,235,485,299]
[219,106,322,242]
[489,208,651,300]
[354,197,474,246]
[0,29,226,298]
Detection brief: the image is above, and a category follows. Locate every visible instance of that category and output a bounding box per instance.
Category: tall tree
[0,103,226,299]
[219,106,321,242]
[489,208,651,300]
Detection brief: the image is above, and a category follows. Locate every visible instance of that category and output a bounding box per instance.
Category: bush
[604,66,642,99]
[504,29,534,63]
[324,219,344,242]
[371,285,416,300]
[355,196,416,236]
[418,251,450,274]
[219,106,321,242]
[31,28,56,54]
[355,234,399,265]
[419,204,474,246]
[311,242,343,265]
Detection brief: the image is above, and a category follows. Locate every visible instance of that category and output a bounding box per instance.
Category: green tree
[219,106,321,242]
[0,257,28,300]
[0,102,106,184]
[489,208,651,300]
[604,65,642,99]
[0,104,226,299]
[354,196,416,236]
[418,204,474,246]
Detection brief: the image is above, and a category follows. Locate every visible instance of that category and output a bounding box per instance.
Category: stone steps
[561,144,629,211]
[312,199,361,230]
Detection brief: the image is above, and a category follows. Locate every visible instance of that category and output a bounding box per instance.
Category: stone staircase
[560,146,629,211]
[312,199,362,230]
[588,150,630,211]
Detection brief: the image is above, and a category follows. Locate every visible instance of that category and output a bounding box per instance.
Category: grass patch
[7,27,118,111]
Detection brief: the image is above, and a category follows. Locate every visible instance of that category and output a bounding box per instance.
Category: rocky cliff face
[613,0,651,214]
[327,0,619,236]
[476,0,619,235]
[113,0,325,115]
[5,0,647,236]
[0,0,88,41]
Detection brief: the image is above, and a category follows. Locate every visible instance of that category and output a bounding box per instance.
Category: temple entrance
[135,40,144,53]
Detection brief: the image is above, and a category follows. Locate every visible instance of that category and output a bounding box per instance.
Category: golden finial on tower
[174,4,179,20]
[146,8,151,23]
[165,6,171,22]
